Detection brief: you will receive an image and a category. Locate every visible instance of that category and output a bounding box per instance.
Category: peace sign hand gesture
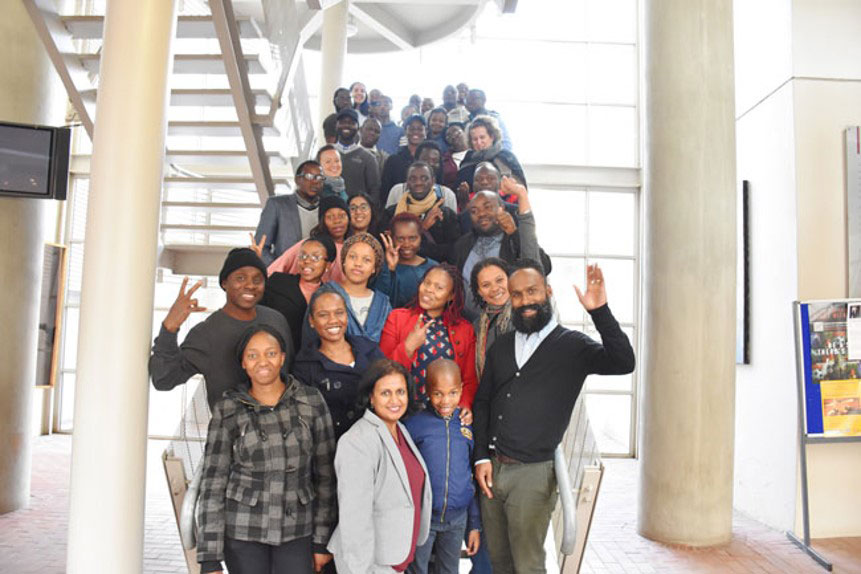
[162,277,207,333]
[380,232,400,271]
[574,264,607,311]
[249,232,266,259]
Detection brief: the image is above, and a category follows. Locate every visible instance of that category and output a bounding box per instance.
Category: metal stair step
[167,121,280,137]
[158,244,239,276]
[80,88,273,108]
[78,53,267,75]
[61,15,261,40]
[166,149,288,166]
[162,201,262,209]
[163,176,285,191]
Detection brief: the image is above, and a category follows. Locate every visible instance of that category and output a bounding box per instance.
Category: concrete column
[638,0,737,546]
[317,0,349,142]
[0,0,65,514]
[66,1,176,572]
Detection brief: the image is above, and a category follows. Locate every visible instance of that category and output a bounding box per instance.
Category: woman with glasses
[258,236,338,353]
[347,192,380,236]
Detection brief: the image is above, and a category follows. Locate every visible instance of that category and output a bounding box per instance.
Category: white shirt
[514,318,559,369]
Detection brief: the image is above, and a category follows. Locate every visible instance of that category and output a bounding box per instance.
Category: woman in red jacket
[379,263,478,415]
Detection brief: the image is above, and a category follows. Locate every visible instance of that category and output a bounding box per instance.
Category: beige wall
[733,0,861,538]
[793,78,861,537]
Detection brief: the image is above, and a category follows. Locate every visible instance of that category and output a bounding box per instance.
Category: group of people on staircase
[147,81,635,574]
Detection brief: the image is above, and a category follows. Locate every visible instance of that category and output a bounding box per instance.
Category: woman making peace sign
[379,263,477,414]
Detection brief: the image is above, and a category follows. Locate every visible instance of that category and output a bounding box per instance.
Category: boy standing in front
[405,358,481,574]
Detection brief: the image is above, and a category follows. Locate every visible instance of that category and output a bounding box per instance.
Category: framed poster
[798,301,861,437]
[34,243,67,388]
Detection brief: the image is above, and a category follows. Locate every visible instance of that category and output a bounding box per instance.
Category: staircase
[24,0,320,277]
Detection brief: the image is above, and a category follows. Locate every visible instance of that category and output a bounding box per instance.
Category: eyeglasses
[349,203,371,213]
[298,253,324,263]
[299,173,325,182]
[369,101,381,107]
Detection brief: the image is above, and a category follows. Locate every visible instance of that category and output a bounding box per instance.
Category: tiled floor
[580,459,861,574]
[0,435,858,573]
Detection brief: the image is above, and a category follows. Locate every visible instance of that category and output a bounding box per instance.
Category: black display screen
[0,123,54,197]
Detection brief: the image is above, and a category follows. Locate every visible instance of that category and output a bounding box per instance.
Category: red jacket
[379,307,478,408]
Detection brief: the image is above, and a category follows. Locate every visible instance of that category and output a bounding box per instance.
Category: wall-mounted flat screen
[0,121,71,200]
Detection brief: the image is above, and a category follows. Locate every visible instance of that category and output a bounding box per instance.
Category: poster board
[798,300,861,437]
[789,300,861,572]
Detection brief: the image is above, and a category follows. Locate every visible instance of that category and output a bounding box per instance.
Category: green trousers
[480,457,558,574]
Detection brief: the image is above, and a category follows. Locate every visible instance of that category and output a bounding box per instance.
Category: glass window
[588,191,636,256]
[585,394,632,454]
[587,105,639,167]
[531,188,587,254]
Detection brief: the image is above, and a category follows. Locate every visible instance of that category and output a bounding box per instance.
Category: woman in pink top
[268,196,349,283]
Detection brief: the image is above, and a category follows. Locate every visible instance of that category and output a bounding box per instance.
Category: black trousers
[224,535,312,574]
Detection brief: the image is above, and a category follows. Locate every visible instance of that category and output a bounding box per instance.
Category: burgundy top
[393,426,425,572]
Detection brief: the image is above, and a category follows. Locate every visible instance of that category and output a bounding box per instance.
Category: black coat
[261,273,308,353]
[291,335,384,439]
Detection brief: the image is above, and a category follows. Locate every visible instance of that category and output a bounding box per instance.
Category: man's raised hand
[574,263,607,311]
[162,277,207,333]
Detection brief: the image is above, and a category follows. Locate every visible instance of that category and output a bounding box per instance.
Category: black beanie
[219,248,268,289]
[318,195,349,223]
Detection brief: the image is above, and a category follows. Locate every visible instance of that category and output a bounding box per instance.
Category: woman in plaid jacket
[196,324,337,574]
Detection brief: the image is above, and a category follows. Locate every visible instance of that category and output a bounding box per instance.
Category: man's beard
[473,221,501,237]
[511,298,554,334]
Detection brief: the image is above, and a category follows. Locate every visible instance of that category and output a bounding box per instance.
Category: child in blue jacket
[404,358,481,574]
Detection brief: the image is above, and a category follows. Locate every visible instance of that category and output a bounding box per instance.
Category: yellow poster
[820,380,861,436]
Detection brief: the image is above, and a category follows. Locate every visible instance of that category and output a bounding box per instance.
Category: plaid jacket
[196,376,336,566]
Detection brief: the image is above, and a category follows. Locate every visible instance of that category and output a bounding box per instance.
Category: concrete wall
[733,0,861,537]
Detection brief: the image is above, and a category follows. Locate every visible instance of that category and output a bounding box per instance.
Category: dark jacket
[452,215,553,276]
[261,273,308,353]
[196,378,336,570]
[404,407,481,531]
[381,203,461,264]
[380,146,415,206]
[254,194,305,266]
[291,335,384,439]
[456,148,526,195]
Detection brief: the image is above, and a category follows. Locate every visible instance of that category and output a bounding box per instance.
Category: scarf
[475,301,512,377]
[394,188,440,217]
[460,141,503,172]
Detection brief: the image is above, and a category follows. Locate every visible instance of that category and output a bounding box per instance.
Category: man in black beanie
[148,248,292,411]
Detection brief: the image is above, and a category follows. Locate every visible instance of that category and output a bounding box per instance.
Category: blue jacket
[404,408,481,531]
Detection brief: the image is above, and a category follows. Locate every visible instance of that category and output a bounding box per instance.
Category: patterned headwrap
[340,232,384,276]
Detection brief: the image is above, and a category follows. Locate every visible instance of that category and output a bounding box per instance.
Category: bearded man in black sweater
[473,260,635,574]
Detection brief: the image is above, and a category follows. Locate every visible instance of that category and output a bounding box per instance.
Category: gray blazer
[328,409,432,574]
[254,193,304,266]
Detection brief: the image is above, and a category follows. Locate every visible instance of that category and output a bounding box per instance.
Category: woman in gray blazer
[328,359,432,574]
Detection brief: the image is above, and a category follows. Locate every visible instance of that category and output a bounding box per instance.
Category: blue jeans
[408,507,468,574]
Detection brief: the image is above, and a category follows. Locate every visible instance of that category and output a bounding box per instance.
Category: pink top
[267,240,345,284]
